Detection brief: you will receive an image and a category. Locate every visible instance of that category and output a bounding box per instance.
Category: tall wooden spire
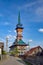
[18,11,20,25]
[16,12,23,30]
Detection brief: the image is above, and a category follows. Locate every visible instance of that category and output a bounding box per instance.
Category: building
[25,46,42,56]
[0,42,4,54]
[9,12,28,56]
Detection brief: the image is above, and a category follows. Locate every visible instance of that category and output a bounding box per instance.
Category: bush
[10,47,19,56]
[10,51,15,56]
[2,51,7,55]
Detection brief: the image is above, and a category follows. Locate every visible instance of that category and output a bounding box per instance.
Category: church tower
[9,12,28,56]
[16,12,23,41]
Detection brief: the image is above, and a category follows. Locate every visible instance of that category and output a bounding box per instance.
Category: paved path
[0,56,26,65]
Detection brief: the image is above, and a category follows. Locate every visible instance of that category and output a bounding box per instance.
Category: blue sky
[0,0,43,50]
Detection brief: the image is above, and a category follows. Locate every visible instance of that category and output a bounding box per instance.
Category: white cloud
[0,38,5,42]
[18,0,43,11]
[13,36,16,39]
[38,0,43,3]
[0,22,10,26]
[19,2,36,10]
[6,35,16,40]
[8,30,11,33]
[28,39,33,43]
[0,40,3,42]
[6,34,12,39]
[38,28,43,33]
[19,1,43,22]
[14,30,16,33]
[36,7,43,17]
[4,22,10,26]
[24,2,36,8]
[23,0,43,8]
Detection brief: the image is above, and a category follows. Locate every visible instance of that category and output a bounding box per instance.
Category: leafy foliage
[2,50,7,55]
[10,47,19,56]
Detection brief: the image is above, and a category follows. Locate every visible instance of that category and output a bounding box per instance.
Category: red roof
[25,46,42,55]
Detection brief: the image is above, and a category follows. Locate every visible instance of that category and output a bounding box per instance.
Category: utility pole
[6,37,8,53]
[6,37,9,58]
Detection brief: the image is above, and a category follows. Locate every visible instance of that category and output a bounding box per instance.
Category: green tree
[10,47,19,56]
[2,50,7,55]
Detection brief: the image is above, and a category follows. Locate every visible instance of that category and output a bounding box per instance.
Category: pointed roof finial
[18,11,20,24]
